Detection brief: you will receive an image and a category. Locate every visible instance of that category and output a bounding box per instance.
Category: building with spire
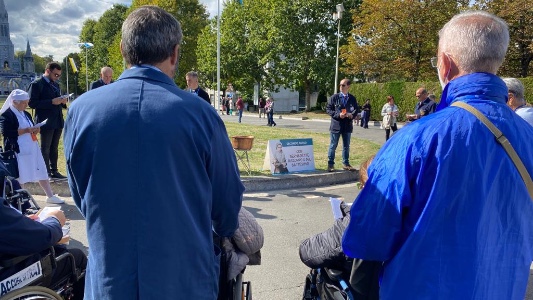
[0,0,35,94]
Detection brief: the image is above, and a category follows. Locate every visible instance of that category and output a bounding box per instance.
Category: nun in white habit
[0,89,64,204]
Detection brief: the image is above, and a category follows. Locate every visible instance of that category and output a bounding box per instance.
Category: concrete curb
[23,170,359,197]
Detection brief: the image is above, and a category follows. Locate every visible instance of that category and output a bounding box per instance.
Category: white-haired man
[343,11,533,299]
[89,66,113,90]
[503,77,533,126]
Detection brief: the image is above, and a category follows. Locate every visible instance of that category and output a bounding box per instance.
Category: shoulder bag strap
[452,101,533,201]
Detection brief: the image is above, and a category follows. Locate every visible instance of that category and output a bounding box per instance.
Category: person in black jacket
[28,62,67,179]
[326,78,359,172]
[185,71,211,104]
[0,194,86,299]
[299,156,380,300]
[89,66,113,90]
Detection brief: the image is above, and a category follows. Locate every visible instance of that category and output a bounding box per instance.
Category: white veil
[0,89,30,114]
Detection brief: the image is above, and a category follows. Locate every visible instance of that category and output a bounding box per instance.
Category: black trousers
[40,128,63,174]
[385,123,398,141]
[52,247,87,300]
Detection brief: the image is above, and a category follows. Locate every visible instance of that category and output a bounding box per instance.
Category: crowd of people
[1,6,533,300]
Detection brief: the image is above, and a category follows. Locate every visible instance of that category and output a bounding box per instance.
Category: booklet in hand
[34,119,48,128]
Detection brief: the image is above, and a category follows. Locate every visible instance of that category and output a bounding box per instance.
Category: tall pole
[65,56,69,96]
[85,48,89,92]
[334,19,340,95]
[333,4,344,95]
[216,0,221,112]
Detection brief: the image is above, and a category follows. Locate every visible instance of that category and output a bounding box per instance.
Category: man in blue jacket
[342,11,533,299]
[326,78,359,172]
[64,6,243,299]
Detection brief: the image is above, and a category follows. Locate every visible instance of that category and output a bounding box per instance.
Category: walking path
[26,111,391,195]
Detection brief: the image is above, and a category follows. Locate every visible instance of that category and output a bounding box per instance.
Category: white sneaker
[46,195,65,204]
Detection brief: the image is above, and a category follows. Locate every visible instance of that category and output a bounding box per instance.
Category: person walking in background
[236,97,244,123]
[343,11,533,299]
[502,77,533,126]
[90,66,113,90]
[224,97,230,115]
[258,97,266,118]
[381,95,399,141]
[0,90,64,204]
[265,97,276,126]
[360,99,371,129]
[229,97,234,115]
[185,71,211,104]
[28,62,67,179]
[64,6,243,299]
[326,78,359,172]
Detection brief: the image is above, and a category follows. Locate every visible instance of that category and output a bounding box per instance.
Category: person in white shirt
[502,77,533,126]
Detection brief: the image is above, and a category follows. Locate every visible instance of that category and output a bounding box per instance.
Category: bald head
[101,67,113,84]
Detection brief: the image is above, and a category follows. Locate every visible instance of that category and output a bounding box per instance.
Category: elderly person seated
[0,89,64,204]
[502,77,533,126]
[0,193,86,299]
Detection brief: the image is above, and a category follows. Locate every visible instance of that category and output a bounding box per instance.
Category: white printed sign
[263,139,315,174]
[0,261,42,296]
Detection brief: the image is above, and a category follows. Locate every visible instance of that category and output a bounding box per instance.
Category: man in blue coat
[326,78,359,172]
[64,6,244,299]
[342,11,533,299]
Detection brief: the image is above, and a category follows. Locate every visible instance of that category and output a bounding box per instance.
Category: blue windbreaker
[342,73,533,299]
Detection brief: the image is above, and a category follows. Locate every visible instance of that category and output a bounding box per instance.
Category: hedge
[349,77,533,122]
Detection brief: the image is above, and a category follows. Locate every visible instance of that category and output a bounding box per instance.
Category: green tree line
[55,0,533,102]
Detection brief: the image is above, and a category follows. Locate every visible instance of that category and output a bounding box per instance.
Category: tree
[263,0,361,111]
[477,0,533,77]
[341,0,467,83]
[130,0,209,88]
[78,19,97,92]
[91,5,128,74]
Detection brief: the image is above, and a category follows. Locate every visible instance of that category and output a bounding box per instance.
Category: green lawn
[0,101,380,176]
[225,122,380,175]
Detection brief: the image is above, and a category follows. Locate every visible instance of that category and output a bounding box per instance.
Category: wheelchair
[302,259,381,300]
[0,246,84,300]
[0,166,85,300]
[216,237,253,300]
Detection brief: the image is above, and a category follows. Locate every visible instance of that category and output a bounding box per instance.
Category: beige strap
[452,101,533,201]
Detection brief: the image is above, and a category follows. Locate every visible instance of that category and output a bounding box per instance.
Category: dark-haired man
[28,62,67,179]
[64,6,243,299]
[326,78,359,172]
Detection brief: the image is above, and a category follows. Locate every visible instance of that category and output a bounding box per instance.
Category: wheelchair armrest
[324,267,344,279]
[0,254,33,268]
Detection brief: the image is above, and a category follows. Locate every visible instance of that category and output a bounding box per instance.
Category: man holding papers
[28,62,67,179]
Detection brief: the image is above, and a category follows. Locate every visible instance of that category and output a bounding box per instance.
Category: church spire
[25,39,32,57]
[0,0,7,22]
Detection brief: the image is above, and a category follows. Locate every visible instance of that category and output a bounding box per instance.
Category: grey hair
[439,11,509,74]
[121,6,183,66]
[502,77,525,103]
[186,71,198,78]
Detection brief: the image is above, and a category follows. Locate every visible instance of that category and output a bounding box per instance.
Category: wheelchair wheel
[0,286,62,300]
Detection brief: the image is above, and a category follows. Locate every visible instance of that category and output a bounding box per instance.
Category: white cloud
[5,0,219,61]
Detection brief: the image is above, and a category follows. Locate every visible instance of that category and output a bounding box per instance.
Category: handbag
[0,148,19,178]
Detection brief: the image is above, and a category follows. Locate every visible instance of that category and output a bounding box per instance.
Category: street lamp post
[333,3,344,95]
[216,0,221,112]
[77,42,94,92]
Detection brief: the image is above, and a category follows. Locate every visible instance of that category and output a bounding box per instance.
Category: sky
[4,0,219,61]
